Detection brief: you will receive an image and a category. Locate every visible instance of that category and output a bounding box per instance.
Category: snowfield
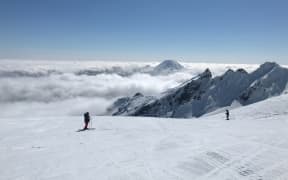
[1,93,288,180]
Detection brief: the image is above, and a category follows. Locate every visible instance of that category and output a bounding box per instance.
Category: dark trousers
[84,120,89,129]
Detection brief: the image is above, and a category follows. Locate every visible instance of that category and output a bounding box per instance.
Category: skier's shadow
[76,128,96,132]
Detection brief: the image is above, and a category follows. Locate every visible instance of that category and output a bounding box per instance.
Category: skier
[225,109,230,120]
[83,112,90,130]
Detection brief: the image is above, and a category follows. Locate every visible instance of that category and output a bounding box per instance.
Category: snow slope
[1,93,288,180]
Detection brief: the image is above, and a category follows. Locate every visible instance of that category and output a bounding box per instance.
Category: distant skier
[225,109,230,120]
[83,112,90,130]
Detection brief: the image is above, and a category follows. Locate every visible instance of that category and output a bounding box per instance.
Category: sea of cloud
[0,60,259,117]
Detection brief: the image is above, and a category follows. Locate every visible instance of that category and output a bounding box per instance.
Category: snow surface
[1,93,288,180]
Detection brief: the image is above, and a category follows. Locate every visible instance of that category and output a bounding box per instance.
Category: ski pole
[90,116,93,128]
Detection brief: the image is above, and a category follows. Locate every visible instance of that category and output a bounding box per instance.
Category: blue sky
[0,0,288,64]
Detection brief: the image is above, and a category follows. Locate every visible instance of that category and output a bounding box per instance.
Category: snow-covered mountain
[106,92,156,116]
[239,62,288,105]
[150,59,184,75]
[0,60,184,78]
[77,60,185,76]
[109,62,288,118]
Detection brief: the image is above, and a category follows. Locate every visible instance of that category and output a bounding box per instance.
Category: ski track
[1,94,288,179]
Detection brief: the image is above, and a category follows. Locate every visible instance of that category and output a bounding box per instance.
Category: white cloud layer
[0,61,259,117]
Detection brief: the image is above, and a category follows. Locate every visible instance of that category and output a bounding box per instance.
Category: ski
[76,128,95,132]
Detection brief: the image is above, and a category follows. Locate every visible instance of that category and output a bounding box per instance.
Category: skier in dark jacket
[225,109,230,120]
[83,112,90,129]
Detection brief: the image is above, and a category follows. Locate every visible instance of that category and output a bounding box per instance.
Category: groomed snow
[1,93,288,180]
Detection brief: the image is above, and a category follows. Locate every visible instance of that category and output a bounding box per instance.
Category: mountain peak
[200,68,212,79]
[236,68,248,74]
[260,61,279,69]
[157,59,183,68]
[133,92,144,98]
[249,62,280,82]
[152,60,184,75]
